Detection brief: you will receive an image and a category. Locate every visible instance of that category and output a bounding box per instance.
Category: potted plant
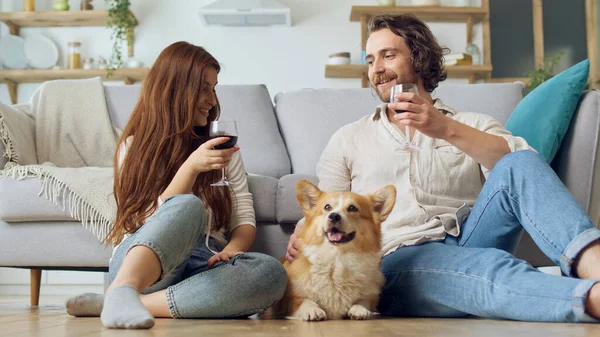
[525,52,563,93]
[106,0,136,72]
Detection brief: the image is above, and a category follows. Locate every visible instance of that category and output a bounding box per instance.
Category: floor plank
[1,296,598,337]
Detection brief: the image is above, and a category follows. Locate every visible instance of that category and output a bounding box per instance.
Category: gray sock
[100,285,154,329]
[65,293,104,317]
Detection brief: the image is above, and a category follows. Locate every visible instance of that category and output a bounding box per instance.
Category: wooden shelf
[1,68,149,104]
[0,10,137,33]
[0,68,149,84]
[0,10,142,104]
[350,6,487,23]
[325,64,492,79]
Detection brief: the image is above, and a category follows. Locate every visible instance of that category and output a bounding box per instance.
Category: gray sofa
[1,82,599,305]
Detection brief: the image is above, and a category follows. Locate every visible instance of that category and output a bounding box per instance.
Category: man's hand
[388,92,454,140]
[285,232,302,263]
[208,249,243,267]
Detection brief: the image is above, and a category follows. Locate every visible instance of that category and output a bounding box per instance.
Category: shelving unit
[0,10,148,104]
[328,2,492,88]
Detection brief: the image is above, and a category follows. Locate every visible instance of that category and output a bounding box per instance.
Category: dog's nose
[328,212,341,223]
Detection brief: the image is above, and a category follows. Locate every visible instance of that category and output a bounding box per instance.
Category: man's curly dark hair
[368,14,450,92]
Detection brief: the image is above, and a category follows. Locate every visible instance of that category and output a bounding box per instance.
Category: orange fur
[273,180,396,321]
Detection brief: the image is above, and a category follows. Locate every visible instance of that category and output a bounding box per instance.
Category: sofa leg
[30,269,42,307]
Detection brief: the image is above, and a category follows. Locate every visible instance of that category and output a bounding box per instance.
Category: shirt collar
[371,98,457,121]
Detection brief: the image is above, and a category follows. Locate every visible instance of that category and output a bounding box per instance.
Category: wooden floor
[2,296,599,337]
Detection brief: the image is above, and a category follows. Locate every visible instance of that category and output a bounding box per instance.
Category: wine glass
[390,83,421,152]
[209,120,238,187]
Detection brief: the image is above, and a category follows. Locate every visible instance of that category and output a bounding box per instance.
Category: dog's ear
[296,180,322,214]
[369,185,396,223]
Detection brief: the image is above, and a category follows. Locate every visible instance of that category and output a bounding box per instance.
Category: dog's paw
[347,304,372,320]
[298,306,327,321]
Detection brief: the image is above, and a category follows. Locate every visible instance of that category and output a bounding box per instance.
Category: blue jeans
[378,150,600,322]
[109,194,288,318]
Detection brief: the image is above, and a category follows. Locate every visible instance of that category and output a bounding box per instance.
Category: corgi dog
[273,180,396,321]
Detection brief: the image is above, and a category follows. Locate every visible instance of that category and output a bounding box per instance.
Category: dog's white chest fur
[293,243,384,320]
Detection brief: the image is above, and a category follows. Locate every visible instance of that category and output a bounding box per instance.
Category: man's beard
[372,70,417,103]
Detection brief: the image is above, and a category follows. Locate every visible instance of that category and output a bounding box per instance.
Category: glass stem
[221,168,226,181]
[405,125,411,143]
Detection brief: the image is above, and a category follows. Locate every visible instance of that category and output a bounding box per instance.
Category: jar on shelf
[23,0,35,11]
[80,0,94,10]
[97,57,107,70]
[67,42,82,69]
[83,58,95,70]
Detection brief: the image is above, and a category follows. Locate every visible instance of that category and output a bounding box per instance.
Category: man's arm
[389,92,511,170]
[442,119,510,170]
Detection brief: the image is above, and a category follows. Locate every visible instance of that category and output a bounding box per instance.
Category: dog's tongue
[327,231,344,242]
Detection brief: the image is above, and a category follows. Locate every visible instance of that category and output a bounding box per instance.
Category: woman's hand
[184,137,239,174]
[207,249,244,267]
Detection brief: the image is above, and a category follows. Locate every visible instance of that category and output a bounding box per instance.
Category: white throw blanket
[0,77,119,242]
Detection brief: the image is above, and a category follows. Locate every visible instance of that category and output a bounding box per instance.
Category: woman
[66,41,287,329]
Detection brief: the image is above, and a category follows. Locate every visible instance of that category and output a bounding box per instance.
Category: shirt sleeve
[476,114,535,178]
[315,128,352,192]
[226,151,256,231]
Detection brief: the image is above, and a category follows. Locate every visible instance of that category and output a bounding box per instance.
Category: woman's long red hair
[105,42,232,246]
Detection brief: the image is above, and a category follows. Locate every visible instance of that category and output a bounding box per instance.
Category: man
[286,14,600,322]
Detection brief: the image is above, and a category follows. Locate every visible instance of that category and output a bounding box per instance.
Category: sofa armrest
[551,90,600,226]
[0,103,36,167]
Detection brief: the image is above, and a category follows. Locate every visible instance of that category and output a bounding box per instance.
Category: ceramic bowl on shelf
[410,0,440,6]
[0,35,29,69]
[23,34,59,69]
[327,52,351,65]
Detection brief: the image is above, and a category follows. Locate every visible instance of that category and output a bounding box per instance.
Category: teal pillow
[505,59,589,163]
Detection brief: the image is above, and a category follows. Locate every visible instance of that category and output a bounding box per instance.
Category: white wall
[0,0,481,294]
[1,0,481,104]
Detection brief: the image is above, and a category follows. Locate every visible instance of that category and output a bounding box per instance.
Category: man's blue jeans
[378,150,600,322]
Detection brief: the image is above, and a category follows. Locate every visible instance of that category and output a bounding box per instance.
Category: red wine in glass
[209,121,238,186]
[210,135,238,149]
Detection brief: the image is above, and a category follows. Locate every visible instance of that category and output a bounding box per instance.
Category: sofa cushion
[0,174,277,223]
[104,84,141,129]
[0,177,75,222]
[274,83,524,175]
[247,174,278,222]
[276,174,319,223]
[274,88,380,176]
[505,59,590,163]
[0,220,112,267]
[433,82,524,125]
[104,84,291,179]
[249,222,295,258]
